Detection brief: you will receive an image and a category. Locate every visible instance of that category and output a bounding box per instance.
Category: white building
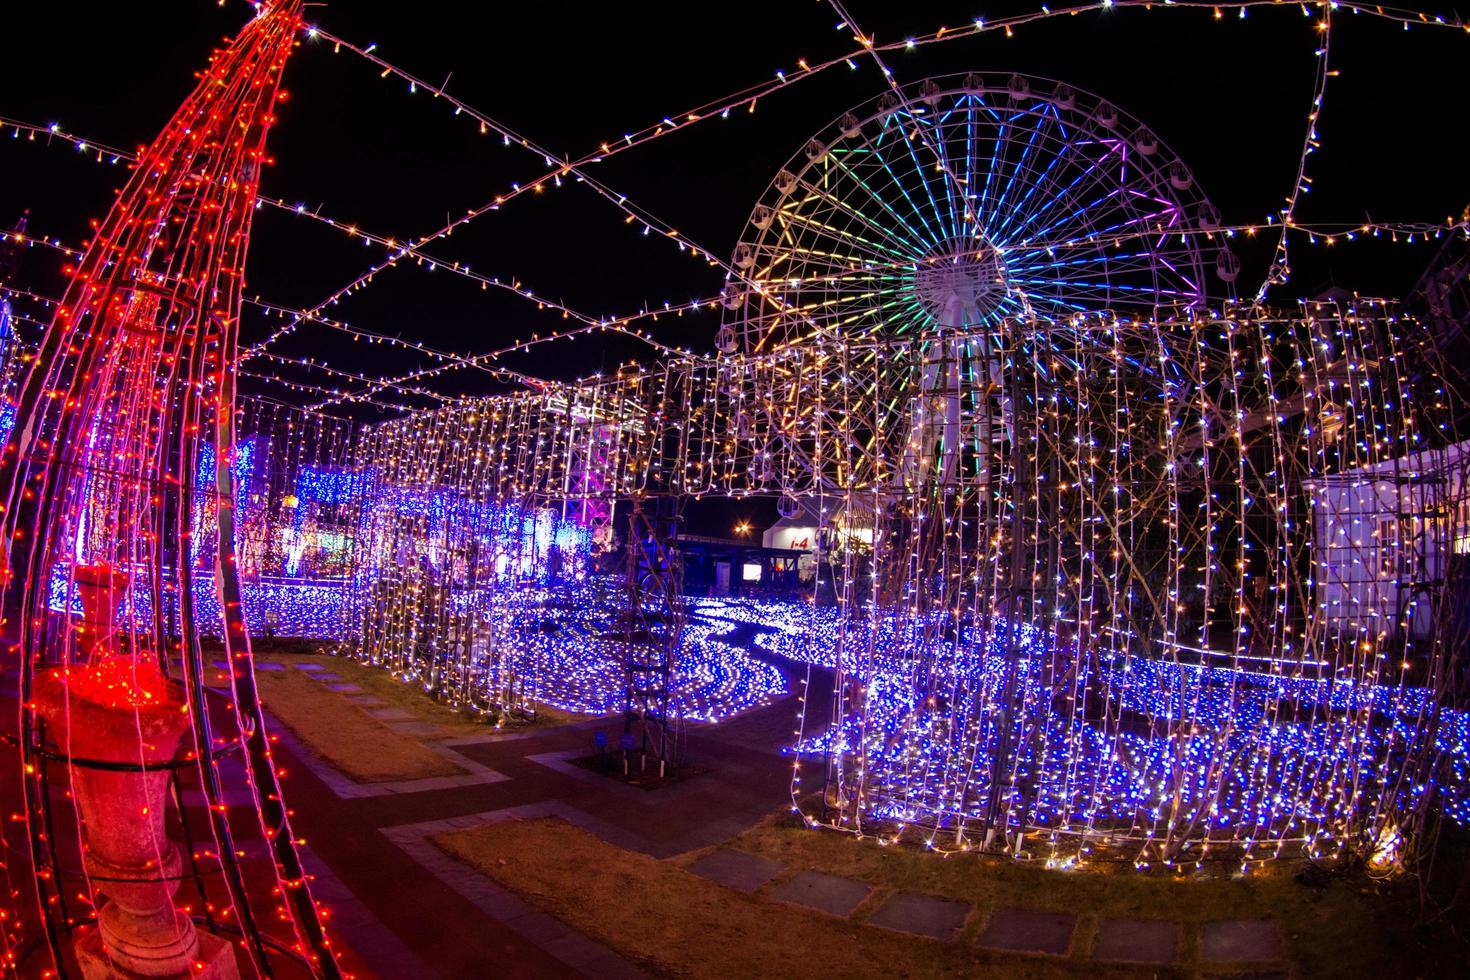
[762,499,875,552]
[1311,439,1469,641]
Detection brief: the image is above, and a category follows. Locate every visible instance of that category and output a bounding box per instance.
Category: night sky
[2,1,1466,534]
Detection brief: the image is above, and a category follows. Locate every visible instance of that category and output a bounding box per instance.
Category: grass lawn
[205,640,578,783]
[435,816,1154,980]
[433,809,1470,980]
[248,656,466,782]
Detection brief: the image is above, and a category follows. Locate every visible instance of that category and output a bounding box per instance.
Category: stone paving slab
[766,870,870,917]
[368,707,415,722]
[1200,920,1285,962]
[867,891,971,940]
[313,672,342,682]
[687,849,785,893]
[292,662,325,671]
[295,843,444,979]
[254,662,286,670]
[327,683,363,693]
[345,694,387,706]
[1091,917,1180,963]
[977,909,1075,956]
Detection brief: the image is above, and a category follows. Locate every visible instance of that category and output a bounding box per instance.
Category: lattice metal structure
[0,3,341,975]
[620,495,684,763]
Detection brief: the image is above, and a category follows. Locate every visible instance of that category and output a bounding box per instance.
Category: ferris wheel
[718,72,1235,357]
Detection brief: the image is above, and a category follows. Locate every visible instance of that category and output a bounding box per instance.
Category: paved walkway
[254,647,1296,979]
[266,653,822,977]
[2,636,1301,979]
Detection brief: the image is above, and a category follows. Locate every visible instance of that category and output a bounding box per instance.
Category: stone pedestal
[35,660,239,979]
[72,563,129,657]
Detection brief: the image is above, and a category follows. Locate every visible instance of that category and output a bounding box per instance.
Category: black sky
[2,0,1466,410]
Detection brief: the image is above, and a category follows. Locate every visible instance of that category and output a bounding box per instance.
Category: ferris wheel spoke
[779,174,926,261]
[1004,144,1129,247]
[824,150,940,255]
[753,219,899,282]
[1035,204,1202,304]
[929,120,965,243]
[1020,201,1181,258]
[870,116,948,247]
[989,120,1072,245]
[986,105,1058,243]
[1023,192,1180,272]
[751,247,903,299]
[893,107,965,244]
[1153,252,1202,300]
[765,219,903,278]
[962,100,982,241]
[879,301,936,339]
[974,97,1010,238]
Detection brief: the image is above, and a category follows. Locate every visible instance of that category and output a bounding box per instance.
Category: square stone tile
[313,672,342,683]
[687,849,785,893]
[254,662,286,671]
[368,707,415,722]
[977,909,1075,956]
[327,683,363,693]
[345,694,387,707]
[867,891,971,940]
[1092,918,1180,963]
[766,870,870,917]
[293,662,325,671]
[1200,920,1284,962]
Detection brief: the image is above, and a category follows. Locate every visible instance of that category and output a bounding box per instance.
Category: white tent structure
[1311,438,1470,642]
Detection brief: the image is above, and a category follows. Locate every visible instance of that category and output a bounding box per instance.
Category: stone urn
[72,563,129,658]
[33,658,239,979]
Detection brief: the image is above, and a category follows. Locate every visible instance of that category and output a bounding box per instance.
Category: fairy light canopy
[3,1,1468,423]
[0,3,1464,925]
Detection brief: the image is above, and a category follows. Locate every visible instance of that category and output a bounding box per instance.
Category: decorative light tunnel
[5,34,1465,980]
[330,294,1469,873]
[147,68,1468,877]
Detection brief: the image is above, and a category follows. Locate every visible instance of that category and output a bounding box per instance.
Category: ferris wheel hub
[913,238,1010,329]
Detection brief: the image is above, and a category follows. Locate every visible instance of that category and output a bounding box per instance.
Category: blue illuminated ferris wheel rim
[722,73,1231,356]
